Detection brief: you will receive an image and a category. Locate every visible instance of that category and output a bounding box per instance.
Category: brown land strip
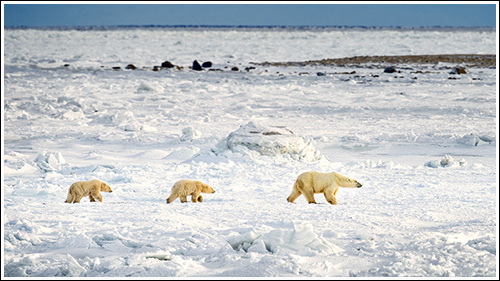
[254,54,496,68]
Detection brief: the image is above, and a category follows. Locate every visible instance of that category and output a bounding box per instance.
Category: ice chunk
[227,224,343,255]
[425,155,467,168]
[66,254,86,277]
[34,151,68,172]
[214,121,322,162]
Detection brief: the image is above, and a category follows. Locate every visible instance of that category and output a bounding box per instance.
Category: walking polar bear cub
[287,171,362,205]
[166,180,215,203]
[65,179,112,203]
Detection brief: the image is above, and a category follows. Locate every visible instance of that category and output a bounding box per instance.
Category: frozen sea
[2,27,498,278]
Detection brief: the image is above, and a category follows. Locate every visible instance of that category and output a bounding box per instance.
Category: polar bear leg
[324,191,338,205]
[91,192,103,202]
[191,191,201,202]
[197,195,203,202]
[180,196,188,203]
[333,186,340,196]
[73,195,83,203]
[303,190,317,204]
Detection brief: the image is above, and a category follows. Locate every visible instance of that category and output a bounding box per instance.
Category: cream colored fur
[287,171,362,205]
[166,180,215,203]
[65,179,112,203]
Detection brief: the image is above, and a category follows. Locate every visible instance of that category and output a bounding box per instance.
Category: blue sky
[3,3,497,28]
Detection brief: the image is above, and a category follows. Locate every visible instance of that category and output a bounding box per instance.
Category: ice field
[2,27,498,277]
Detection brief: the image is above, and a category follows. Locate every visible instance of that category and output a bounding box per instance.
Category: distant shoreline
[254,54,497,68]
[4,25,496,32]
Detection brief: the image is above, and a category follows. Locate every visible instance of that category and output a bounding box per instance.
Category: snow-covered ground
[2,27,498,277]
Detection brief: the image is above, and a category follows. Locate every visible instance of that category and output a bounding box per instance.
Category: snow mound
[95,111,157,132]
[425,155,467,168]
[227,224,343,255]
[214,121,322,162]
[180,126,202,141]
[136,82,161,93]
[34,151,69,172]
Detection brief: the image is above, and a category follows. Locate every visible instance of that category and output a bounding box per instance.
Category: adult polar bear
[65,179,112,203]
[287,171,362,205]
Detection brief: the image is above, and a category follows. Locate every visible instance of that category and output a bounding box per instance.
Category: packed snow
[2,27,498,277]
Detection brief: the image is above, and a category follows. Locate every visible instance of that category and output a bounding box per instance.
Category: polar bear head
[200,183,215,194]
[332,172,362,188]
[99,181,113,193]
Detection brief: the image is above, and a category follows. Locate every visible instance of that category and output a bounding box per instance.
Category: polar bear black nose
[357,182,362,187]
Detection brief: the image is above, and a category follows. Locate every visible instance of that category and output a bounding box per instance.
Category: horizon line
[4,24,496,31]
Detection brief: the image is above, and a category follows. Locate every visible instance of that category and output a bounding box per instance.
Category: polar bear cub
[287,171,362,205]
[166,180,215,204]
[65,179,112,203]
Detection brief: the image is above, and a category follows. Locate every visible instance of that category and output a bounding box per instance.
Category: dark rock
[231,67,239,71]
[201,61,212,68]
[450,67,467,74]
[63,64,70,67]
[161,61,174,68]
[192,60,203,71]
[125,64,136,70]
[152,66,160,71]
[245,66,256,71]
[112,67,121,70]
[317,72,326,76]
[384,66,397,73]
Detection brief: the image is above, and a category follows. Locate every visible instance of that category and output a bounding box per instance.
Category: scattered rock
[201,61,213,68]
[161,61,174,68]
[245,66,256,71]
[192,60,203,71]
[125,64,137,70]
[231,67,239,71]
[63,64,70,67]
[152,66,160,71]
[384,66,397,73]
[112,66,121,70]
[317,72,326,76]
[450,67,467,74]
